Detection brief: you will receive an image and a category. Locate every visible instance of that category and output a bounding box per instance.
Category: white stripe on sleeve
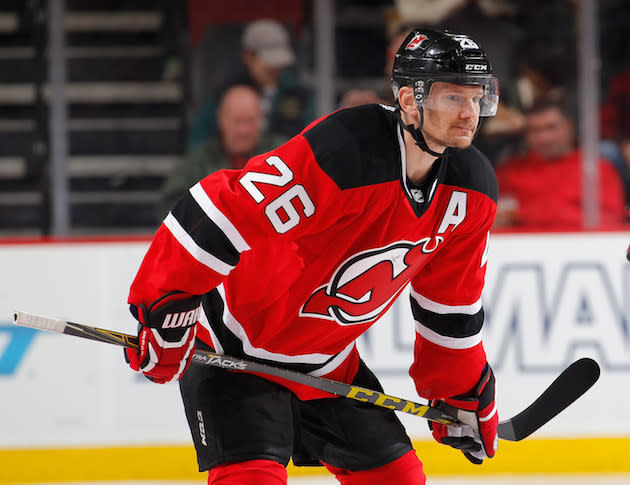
[189,183,251,253]
[410,288,482,315]
[164,213,234,275]
[414,320,482,350]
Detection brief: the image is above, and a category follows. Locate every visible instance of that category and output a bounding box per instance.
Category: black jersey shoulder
[443,145,498,203]
[302,104,401,190]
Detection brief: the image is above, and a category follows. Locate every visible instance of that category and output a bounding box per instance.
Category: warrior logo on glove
[162,308,200,329]
[125,292,201,384]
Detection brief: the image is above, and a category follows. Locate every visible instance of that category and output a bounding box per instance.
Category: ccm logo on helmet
[161,308,200,328]
[465,63,488,72]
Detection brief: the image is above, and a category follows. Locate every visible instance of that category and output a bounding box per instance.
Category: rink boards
[0,232,629,482]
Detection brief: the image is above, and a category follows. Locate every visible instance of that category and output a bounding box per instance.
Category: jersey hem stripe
[308,341,355,376]
[198,307,224,353]
[217,285,344,365]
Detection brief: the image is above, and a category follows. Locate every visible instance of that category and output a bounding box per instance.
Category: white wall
[360,232,630,439]
[0,232,628,448]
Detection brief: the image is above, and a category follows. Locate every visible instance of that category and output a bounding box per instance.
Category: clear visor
[416,76,499,117]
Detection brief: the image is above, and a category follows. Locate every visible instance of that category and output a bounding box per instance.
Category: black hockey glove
[125,293,201,384]
[428,364,499,464]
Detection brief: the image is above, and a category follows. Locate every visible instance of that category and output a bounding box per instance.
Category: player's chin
[449,136,474,149]
[447,127,475,146]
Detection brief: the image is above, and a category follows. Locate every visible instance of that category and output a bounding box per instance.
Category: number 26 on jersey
[239,155,316,234]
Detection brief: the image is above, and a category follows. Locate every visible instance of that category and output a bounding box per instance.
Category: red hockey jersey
[129,104,498,400]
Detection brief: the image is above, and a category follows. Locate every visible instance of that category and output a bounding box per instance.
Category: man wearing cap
[188,19,314,149]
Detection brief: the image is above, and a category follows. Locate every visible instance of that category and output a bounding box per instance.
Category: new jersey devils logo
[300,237,443,325]
[405,33,428,51]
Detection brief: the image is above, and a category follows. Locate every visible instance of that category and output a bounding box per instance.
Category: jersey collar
[396,123,446,217]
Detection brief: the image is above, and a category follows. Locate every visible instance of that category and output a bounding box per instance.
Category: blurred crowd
[149,0,630,231]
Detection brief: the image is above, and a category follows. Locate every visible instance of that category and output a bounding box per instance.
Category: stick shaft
[12,311,456,425]
[13,311,599,441]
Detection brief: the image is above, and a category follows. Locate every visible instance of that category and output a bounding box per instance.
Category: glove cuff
[446,364,495,413]
[475,365,496,417]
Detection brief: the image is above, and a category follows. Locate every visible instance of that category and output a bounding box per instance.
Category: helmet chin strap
[396,108,444,158]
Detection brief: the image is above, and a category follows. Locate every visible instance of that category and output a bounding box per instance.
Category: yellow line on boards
[1,437,629,484]
[415,437,630,475]
[0,445,202,483]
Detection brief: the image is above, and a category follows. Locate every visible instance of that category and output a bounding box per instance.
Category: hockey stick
[13,311,600,441]
[12,311,456,425]
[495,356,600,441]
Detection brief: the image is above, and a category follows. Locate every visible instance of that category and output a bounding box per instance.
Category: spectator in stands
[188,19,313,149]
[599,67,630,206]
[159,85,288,217]
[494,99,626,230]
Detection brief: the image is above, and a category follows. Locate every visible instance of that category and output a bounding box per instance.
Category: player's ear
[398,86,416,116]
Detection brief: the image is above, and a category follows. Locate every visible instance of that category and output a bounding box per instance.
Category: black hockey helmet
[392,28,499,116]
[391,28,499,155]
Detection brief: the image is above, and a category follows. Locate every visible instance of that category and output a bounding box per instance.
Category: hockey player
[125,28,500,485]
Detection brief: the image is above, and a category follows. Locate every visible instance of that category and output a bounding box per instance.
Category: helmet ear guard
[393,80,443,157]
